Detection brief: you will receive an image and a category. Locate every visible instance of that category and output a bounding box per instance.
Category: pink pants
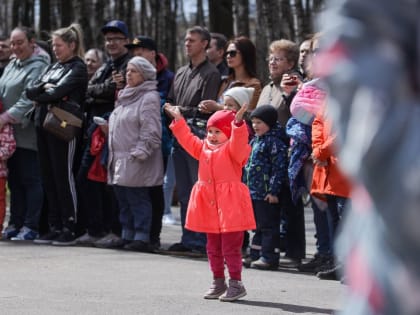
[206,231,244,281]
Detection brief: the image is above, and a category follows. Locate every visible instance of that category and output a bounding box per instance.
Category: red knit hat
[207,110,236,138]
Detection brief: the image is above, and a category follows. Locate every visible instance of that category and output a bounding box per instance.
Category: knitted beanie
[128,56,156,81]
[207,110,236,138]
[250,105,278,128]
[224,87,255,108]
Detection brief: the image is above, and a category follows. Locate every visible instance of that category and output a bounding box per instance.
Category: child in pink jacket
[164,104,255,302]
[0,122,16,235]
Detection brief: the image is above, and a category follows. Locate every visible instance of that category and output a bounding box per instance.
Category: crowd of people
[0,20,352,301]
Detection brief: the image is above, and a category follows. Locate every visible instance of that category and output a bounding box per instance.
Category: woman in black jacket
[26,23,88,245]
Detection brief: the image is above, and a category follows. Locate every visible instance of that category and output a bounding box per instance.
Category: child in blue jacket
[243,105,289,270]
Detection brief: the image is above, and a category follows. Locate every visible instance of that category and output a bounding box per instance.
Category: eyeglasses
[224,50,238,58]
[266,55,286,63]
[105,37,126,43]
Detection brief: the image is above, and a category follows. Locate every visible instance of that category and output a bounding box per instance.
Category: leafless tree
[0,0,324,71]
[233,0,249,37]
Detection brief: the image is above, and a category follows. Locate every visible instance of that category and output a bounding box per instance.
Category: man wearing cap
[165,26,220,255]
[85,20,131,121]
[76,20,131,248]
[125,35,174,250]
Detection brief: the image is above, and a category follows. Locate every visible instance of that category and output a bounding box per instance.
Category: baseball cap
[125,36,157,51]
[101,20,129,38]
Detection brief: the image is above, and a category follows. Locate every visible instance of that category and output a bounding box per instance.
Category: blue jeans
[325,195,349,246]
[172,145,206,251]
[311,196,332,256]
[113,185,152,242]
[163,153,176,215]
[7,148,43,231]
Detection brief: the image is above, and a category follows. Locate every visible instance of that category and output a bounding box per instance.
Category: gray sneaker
[93,233,126,249]
[219,279,247,302]
[203,278,227,299]
[75,232,102,246]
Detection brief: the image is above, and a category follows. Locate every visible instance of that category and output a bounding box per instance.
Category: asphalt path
[0,207,344,315]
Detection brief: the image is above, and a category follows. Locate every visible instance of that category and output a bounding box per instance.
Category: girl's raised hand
[164,103,183,121]
[235,103,248,123]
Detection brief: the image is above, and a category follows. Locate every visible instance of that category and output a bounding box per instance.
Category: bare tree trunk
[255,0,278,83]
[280,0,294,40]
[40,0,51,33]
[95,0,106,49]
[50,0,61,30]
[149,0,160,40]
[139,0,148,35]
[0,0,11,36]
[61,0,74,26]
[208,0,233,38]
[0,2,4,36]
[22,0,34,27]
[158,0,177,71]
[196,0,204,26]
[0,0,15,37]
[233,0,249,37]
[74,0,93,49]
[178,0,189,66]
[255,0,267,83]
[12,0,19,27]
[124,0,135,37]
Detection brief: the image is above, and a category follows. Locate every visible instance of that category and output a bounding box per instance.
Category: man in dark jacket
[76,20,131,248]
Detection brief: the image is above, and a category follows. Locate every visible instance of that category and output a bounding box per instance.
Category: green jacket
[0,54,49,150]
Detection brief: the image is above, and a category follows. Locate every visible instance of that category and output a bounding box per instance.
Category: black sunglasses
[224,50,238,58]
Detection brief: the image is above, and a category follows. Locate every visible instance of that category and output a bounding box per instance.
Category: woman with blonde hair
[26,23,88,246]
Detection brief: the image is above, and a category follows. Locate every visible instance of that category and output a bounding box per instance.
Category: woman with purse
[26,23,88,246]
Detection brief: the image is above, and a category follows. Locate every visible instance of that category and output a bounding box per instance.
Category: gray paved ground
[0,207,344,314]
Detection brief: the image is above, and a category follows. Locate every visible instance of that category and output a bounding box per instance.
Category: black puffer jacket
[26,56,88,127]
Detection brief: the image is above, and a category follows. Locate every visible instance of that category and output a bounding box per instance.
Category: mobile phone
[93,116,107,125]
[284,74,299,86]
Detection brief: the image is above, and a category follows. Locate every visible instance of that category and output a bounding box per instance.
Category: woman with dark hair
[0,26,49,240]
[199,36,262,112]
[26,23,88,246]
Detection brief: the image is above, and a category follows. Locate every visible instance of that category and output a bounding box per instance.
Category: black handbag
[43,100,83,142]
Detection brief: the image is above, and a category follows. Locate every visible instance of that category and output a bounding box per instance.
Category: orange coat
[311,111,352,199]
[170,118,256,233]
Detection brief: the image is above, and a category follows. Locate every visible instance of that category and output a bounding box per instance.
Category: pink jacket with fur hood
[170,118,256,233]
[290,79,326,125]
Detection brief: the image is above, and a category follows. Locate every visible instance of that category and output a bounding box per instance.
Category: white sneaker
[162,214,176,225]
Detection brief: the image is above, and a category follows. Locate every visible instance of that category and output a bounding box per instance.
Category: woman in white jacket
[108,56,163,252]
